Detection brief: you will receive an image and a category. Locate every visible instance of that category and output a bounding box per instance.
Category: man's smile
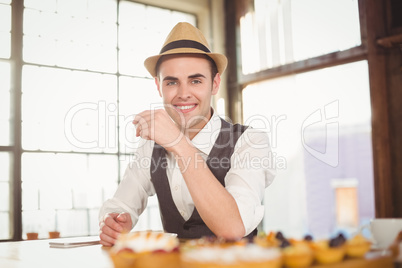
[174,104,197,113]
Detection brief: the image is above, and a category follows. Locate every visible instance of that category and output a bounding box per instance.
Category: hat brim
[144,49,228,78]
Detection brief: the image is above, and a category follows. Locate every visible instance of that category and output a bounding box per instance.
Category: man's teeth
[176,105,195,110]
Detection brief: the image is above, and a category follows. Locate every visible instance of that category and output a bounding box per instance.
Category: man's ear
[211,73,221,95]
[155,77,162,97]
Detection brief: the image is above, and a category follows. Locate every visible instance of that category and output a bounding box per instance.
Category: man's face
[155,54,220,136]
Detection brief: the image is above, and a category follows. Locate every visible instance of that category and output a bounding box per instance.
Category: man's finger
[116,212,129,223]
[103,212,119,222]
[104,214,123,233]
[99,230,117,246]
[100,222,121,239]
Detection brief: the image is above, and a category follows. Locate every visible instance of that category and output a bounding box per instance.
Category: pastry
[269,232,314,268]
[345,234,371,258]
[282,240,314,268]
[109,231,180,268]
[181,244,282,268]
[311,233,346,264]
[181,237,282,268]
[254,231,280,248]
[182,236,248,249]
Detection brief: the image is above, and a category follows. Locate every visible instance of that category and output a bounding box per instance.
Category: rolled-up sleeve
[225,129,276,236]
[98,140,156,228]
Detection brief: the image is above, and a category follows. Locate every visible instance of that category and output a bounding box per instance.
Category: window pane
[24,0,57,12]
[87,0,117,22]
[56,0,89,17]
[0,152,11,182]
[118,76,161,154]
[0,212,10,239]
[0,152,11,239]
[22,152,118,238]
[118,1,196,76]
[23,1,117,72]
[242,61,374,239]
[0,182,9,211]
[240,0,361,74]
[0,4,11,59]
[0,32,10,59]
[22,65,118,152]
[0,62,10,145]
[291,0,361,61]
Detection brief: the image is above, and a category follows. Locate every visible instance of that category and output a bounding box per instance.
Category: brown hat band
[160,39,211,54]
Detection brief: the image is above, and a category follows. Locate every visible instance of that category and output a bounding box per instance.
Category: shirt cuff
[226,185,265,236]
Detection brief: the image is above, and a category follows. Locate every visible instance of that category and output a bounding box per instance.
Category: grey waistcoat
[150,118,257,239]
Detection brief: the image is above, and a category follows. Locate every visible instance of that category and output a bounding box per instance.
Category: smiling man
[98,22,276,246]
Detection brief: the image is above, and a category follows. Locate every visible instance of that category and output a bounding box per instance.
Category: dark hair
[155,54,218,81]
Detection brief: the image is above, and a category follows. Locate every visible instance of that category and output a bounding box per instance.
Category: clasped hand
[99,212,132,247]
[133,109,185,149]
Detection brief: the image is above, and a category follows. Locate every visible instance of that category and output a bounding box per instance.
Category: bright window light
[243,61,374,239]
[240,0,361,74]
[18,0,196,239]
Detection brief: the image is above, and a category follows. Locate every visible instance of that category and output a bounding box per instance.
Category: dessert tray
[107,231,400,268]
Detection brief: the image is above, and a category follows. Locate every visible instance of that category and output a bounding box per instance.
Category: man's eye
[192,80,201,84]
[167,81,177,86]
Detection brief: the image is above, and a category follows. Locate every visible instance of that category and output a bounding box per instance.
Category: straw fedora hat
[144,22,228,78]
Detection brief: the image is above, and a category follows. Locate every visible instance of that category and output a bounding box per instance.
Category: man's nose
[177,84,191,99]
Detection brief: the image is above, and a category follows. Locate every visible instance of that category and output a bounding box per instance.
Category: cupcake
[109,231,180,268]
[282,241,314,268]
[269,232,314,268]
[181,243,282,268]
[253,231,281,248]
[311,233,346,264]
[182,236,248,249]
[345,234,371,258]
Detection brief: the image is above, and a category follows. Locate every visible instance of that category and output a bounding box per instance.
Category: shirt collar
[190,109,222,155]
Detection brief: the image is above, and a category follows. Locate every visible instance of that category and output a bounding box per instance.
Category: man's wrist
[168,135,194,156]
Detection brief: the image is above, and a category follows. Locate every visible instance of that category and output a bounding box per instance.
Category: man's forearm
[171,138,246,239]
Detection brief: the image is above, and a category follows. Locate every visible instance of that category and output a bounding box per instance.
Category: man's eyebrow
[163,76,178,82]
[188,73,206,79]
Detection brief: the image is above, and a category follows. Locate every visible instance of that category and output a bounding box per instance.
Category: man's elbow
[214,225,246,241]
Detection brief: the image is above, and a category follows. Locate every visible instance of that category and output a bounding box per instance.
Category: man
[99,22,275,246]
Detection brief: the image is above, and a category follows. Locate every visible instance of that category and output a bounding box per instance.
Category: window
[3,0,196,240]
[240,0,361,74]
[239,0,374,239]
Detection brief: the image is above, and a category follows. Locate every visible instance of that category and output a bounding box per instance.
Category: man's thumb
[116,212,128,223]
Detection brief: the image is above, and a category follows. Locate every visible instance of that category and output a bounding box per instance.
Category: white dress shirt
[99,111,276,236]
